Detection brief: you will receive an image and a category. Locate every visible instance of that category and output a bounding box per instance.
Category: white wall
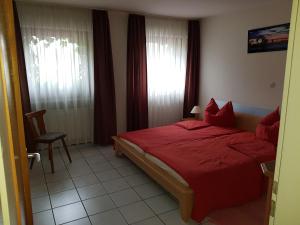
[108,2,292,133]
[108,11,128,133]
[199,1,292,110]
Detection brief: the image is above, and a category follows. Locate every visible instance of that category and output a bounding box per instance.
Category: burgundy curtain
[127,14,148,131]
[93,10,117,145]
[13,2,33,151]
[183,20,200,118]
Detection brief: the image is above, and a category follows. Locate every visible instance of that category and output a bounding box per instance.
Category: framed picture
[248,23,290,53]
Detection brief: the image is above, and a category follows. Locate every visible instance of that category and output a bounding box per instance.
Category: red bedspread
[120,121,239,150]
[119,122,276,222]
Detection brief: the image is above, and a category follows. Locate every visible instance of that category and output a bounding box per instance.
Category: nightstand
[261,160,275,225]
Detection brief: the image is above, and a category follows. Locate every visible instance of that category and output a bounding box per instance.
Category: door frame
[0,0,33,224]
[271,0,299,224]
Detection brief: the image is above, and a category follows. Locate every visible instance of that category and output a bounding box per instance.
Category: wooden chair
[25,110,72,173]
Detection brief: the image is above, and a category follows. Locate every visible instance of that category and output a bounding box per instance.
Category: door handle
[27,153,41,162]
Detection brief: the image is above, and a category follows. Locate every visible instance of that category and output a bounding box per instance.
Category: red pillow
[175,120,210,130]
[260,107,280,125]
[204,100,235,127]
[256,121,280,146]
[205,98,219,114]
[256,108,280,145]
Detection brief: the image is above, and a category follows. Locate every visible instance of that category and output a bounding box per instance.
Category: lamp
[190,106,201,119]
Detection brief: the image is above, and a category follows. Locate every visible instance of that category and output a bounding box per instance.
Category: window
[146,18,188,127]
[18,3,94,144]
[28,35,92,105]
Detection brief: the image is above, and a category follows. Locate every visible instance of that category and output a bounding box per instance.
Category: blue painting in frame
[248,23,290,53]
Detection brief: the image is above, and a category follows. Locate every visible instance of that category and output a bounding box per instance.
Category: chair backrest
[25,110,47,139]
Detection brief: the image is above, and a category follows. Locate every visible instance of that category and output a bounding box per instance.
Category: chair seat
[35,132,66,143]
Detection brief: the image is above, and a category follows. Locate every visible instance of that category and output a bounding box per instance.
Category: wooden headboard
[214,100,273,132]
[235,112,262,132]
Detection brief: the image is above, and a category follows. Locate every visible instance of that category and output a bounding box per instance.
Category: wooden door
[271,0,300,224]
[0,0,33,224]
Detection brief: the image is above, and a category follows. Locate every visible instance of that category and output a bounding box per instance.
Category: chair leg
[29,143,37,169]
[61,138,72,163]
[48,143,55,173]
[30,157,35,169]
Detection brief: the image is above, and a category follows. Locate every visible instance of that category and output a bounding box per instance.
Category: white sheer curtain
[17,3,94,145]
[146,18,188,128]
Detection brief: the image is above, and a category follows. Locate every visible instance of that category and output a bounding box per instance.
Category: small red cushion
[260,107,280,125]
[205,101,235,127]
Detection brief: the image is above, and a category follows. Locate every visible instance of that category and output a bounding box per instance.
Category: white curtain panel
[17,3,94,145]
[146,17,188,128]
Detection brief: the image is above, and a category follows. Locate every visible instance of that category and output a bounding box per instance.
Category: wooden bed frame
[112,112,262,222]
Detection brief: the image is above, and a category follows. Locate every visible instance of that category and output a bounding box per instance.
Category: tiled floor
[30,144,265,225]
[30,144,213,225]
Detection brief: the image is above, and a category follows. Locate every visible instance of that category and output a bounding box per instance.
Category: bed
[112,113,276,222]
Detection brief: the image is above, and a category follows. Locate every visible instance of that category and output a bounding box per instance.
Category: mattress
[121,138,189,186]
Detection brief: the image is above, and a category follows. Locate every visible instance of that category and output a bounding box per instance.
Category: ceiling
[20,0,288,18]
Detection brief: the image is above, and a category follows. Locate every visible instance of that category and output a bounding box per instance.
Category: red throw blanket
[119,123,276,222]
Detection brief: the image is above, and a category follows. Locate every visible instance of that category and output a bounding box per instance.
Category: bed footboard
[112,136,194,222]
